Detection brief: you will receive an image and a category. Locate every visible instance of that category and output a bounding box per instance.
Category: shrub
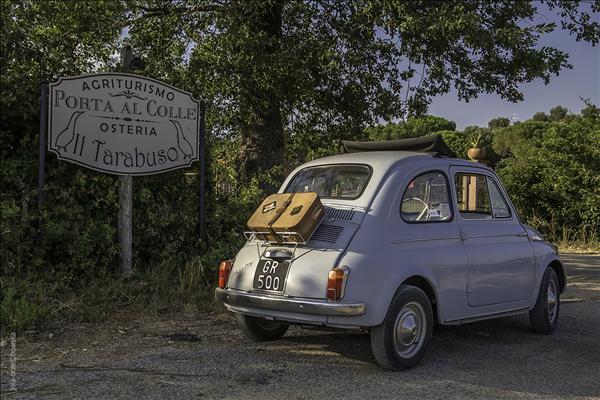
[0,287,46,334]
[494,113,600,244]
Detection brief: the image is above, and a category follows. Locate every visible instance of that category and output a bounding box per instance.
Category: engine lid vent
[324,207,355,222]
[310,224,344,243]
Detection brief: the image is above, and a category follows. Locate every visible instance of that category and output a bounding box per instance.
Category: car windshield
[285,164,371,200]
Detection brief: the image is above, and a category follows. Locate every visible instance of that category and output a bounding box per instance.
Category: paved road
[1,254,599,400]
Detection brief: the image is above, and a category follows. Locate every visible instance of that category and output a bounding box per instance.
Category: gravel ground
[1,254,599,400]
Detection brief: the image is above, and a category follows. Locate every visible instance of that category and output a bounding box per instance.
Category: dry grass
[557,244,600,254]
[1,257,221,336]
[528,218,600,255]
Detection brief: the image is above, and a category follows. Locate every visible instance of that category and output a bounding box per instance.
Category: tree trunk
[238,3,284,192]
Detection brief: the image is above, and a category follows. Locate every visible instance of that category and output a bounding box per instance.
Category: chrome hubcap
[393,302,426,358]
[547,280,558,323]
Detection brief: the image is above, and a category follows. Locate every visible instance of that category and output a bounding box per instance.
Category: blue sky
[429,8,600,129]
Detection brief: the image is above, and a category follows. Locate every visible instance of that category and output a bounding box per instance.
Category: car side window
[454,173,492,219]
[487,177,511,218]
[401,171,453,223]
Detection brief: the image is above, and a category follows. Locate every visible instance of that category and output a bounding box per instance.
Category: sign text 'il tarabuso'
[48,73,200,175]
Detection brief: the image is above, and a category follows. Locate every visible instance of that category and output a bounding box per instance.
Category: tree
[549,105,569,121]
[1,1,128,279]
[488,117,510,129]
[581,103,599,120]
[128,0,600,187]
[1,0,127,152]
[532,112,549,122]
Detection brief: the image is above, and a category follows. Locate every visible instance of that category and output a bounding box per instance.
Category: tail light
[218,260,233,289]
[327,266,348,301]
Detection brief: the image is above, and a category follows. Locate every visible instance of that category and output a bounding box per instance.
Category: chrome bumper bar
[215,288,366,316]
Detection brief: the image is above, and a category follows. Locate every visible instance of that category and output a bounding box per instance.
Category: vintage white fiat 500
[215,136,565,370]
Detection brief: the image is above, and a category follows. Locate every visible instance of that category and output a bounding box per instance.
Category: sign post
[38,83,49,211]
[47,47,201,275]
[198,102,206,239]
[119,45,134,274]
[118,173,133,274]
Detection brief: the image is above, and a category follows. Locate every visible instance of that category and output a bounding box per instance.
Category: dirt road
[1,254,599,400]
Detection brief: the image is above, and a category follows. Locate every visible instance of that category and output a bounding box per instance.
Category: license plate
[252,259,290,292]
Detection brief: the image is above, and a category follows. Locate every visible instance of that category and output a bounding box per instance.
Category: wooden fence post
[118,44,134,274]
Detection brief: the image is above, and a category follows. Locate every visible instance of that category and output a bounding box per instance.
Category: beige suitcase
[271,192,325,243]
[247,193,294,242]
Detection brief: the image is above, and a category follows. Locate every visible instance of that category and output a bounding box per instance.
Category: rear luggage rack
[244,230,309,244]
[244,231,304,260]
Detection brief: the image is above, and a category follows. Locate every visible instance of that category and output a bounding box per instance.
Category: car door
[393,167,468,322]
[450,167,534,307]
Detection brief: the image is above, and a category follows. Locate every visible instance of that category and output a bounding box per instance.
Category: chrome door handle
[517,232,528,237]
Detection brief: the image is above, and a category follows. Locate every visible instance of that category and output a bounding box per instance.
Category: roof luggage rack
[340,134,456,157]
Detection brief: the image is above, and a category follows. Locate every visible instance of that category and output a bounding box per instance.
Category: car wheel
[530,267,560,334]
[234,313,289,341]
[370,285,433,370]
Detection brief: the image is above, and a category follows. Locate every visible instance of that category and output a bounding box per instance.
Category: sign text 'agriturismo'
[48,73,200,175]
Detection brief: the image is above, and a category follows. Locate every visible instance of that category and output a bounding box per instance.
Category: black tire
[234,313,289,341]
[530,267,560,334]
[370,285,433,370]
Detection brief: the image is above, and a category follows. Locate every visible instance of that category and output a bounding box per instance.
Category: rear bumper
[215,288,366,316]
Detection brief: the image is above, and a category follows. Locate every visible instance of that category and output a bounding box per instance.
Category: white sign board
[48,73,199,175]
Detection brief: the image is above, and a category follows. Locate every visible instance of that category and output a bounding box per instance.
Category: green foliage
[548,105,570,121]
[1,0,132,334]
[0,256,222,335]
[1,0,127,154]
[437,130,470,159]
[494,112,600,243]
[366,115,455,141]
[493,120,550,157]
[581,103,599,119]
[488,117,510,130]
[0,287,46,334]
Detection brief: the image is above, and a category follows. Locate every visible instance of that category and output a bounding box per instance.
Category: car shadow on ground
[282,330,375,364]
[279,314,535,366]
[272,302,599,399]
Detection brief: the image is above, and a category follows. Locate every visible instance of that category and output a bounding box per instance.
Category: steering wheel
[402,197,430,221]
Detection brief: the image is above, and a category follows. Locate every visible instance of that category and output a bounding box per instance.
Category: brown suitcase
[247,193,294,242]
[271,192,325,243]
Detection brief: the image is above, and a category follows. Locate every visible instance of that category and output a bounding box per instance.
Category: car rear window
[285,164,371,200]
